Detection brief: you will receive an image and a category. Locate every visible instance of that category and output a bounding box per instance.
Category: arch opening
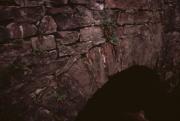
[75,65,180,121]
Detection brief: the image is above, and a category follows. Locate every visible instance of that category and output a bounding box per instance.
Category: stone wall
[0,0,180,121]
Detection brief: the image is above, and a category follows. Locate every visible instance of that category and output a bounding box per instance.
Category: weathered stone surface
[15,0,68,7]
[174,7,180,31]
[54,12,78,30]
[117,11,158,25]
[31,35,56,51]
[49,0,68,5]
[162,2,180,32]
[105,0,161,9]
[69,0,104,10]
[73,42,93,55]
[0,26,10,44]
[0,0,16,5]
[47,7,73,15]
[116,24,163,68]
[69,0,88,4]
[91,3,104,10]
[0,41,32,66]
[68,59,92,95]
[123,25,148,35]
[1,6,47,25]
[54,6,100,30]
[163,32,180,65]
[39,16,57,34]
[0,7,16,23]
[85,47,108,87]
[101,43,119,75]
[80,27,106,45]
[57,31,79,45]
[14,7,45,23]
[15,0,44,6]
[1,1,180,121]
[6,23,21,39]
[58,45,75,57]
[6,23,37,39]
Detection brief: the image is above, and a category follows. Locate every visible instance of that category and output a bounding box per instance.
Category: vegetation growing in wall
[101,9,119,45]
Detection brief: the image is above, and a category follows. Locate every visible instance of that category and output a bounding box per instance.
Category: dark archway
[75,65,180,121]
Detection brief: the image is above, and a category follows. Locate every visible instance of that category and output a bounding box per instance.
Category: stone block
[105,0,149,9]
[0,26,10,44]
[54,6,101,30]
[31,35,56,51]
[80,27,106,45]
[57,31,79,45]
[58,45,75,57]
[117,11,153,25]
[39,16,57,34]
[15,7,45,23]
[7,23,37,39]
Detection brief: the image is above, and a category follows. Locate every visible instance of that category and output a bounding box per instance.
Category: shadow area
[75,65,180,121]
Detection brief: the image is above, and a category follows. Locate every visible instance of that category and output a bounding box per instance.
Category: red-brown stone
[57,31,79,45]
[39,16,57,34]
[6,23,37,39]
[31,35,56,51]
[105,0,149,9]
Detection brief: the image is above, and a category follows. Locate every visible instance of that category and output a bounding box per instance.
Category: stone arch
[75,65,179,121]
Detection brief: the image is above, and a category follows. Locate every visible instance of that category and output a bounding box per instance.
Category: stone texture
[69,0,104,10]
[73,42,93,55]
[116,24,163,68]
[14,7,45,23]
[47,7,73,15]
[0,41,32,66]
[174,6,180,31]
[54,6,101,30]
[68,59,92,95]
[163,32,180,66]
[39,16,57,34]
[105,0,161,10]
[31,35,56,51]
[101,43,119,75]
[49,0,68,5]
[85,47,108,87]
[0,7,16,24]
[57,31,79,45]
[0,26,10,44]
[117,11,161,25]
[15,0,45,6]
[58,45,75,57]
[69,0,89,4]
[0,1,180,121]
[6,23,37,39]
[118,11,153,25]
[15,0,68,7]
[80,27,106,45]
[0,0,16,5]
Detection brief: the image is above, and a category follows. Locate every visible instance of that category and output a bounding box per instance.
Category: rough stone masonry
[0,0,180,121]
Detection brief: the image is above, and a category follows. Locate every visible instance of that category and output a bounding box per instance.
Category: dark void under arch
[75,65,180,121]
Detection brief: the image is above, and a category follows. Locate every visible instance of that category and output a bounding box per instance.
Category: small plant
[109,33,119,44]
[56,94,67,102]
[32,48,44,56]
[101,9,119,45]
[55,88,67,102]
